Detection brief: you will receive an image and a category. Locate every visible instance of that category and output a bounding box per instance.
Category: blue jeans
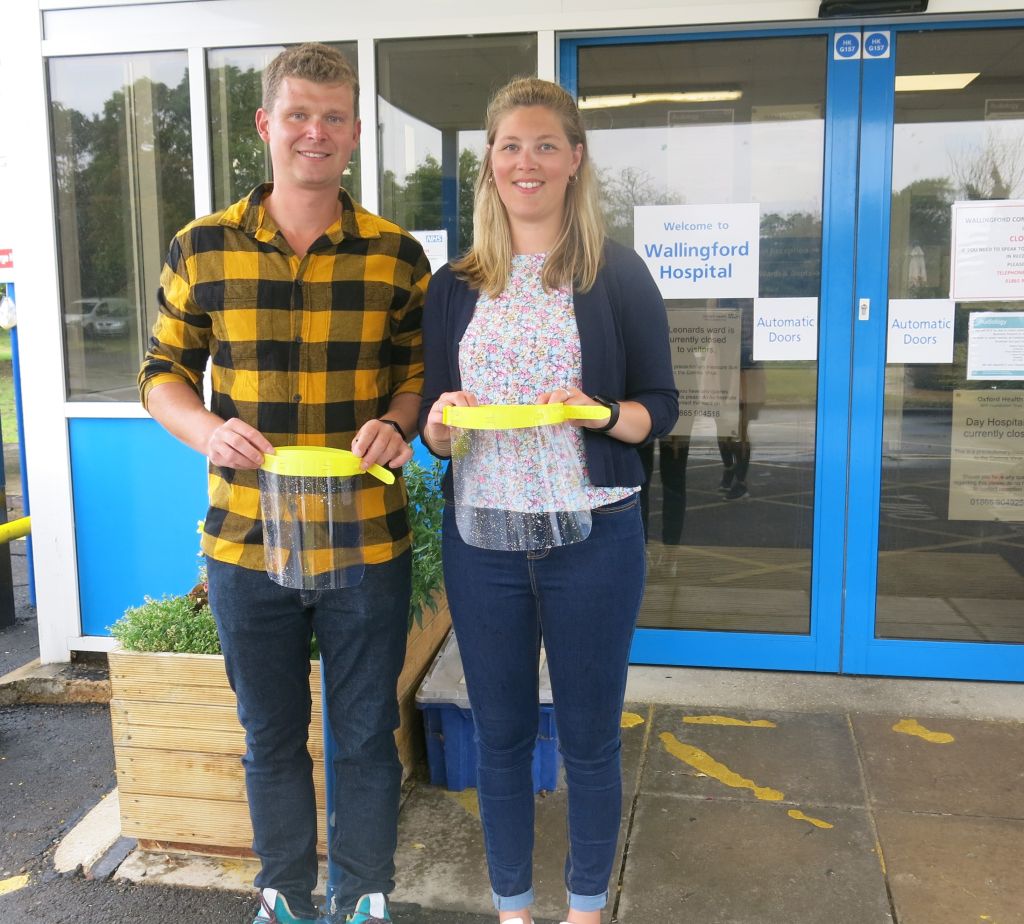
[206,552,411,919]
[442,494,645,912]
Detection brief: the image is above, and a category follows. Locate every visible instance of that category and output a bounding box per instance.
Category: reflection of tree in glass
[949,129,1024,201]
[381,148,480,255]
[889,178,954,300]
[52,74,194,303]
[209,65,265,207]
[596,166,681,248]
[759,211,822,298]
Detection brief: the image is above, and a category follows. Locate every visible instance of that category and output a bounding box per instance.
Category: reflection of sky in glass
[892,120,1024,196]
[378,96,485,182]
[589,118,824,217]
[49,52,188,116]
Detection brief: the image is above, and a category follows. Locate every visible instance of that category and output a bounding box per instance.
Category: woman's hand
[538,385,606,429]
[423,390,478,455]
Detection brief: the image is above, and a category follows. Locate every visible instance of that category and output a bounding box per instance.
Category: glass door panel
[879,28,1024,647]
[576,36,827,637]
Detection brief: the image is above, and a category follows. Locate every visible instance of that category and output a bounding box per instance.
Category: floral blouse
[458,253,636,512]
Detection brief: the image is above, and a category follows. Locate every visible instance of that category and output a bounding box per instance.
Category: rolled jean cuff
[492,887,534,911]
[568,889,608,912]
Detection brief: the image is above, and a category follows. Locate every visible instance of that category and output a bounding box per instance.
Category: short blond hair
[262,43,359,115]
[453,77,605,296]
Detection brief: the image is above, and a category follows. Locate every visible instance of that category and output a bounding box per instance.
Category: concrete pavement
[2,494,1023,921]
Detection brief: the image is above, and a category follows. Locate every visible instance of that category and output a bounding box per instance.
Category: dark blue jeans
[442,494,645,912]
[206,552,411,919]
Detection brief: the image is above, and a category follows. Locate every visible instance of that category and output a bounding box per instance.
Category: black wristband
[378,418,407,441]
[591,395,620,433]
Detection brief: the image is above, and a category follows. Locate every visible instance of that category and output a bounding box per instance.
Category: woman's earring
[568,173,579,186]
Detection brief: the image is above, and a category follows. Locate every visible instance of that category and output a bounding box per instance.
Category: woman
[418,77,677,924]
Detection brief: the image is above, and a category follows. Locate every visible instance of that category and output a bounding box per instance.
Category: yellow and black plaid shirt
[139,184,429,571]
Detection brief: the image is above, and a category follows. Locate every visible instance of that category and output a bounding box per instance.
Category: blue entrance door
[561,19,1024,681]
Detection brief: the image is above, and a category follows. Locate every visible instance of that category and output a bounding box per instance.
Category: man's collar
[222,183,381,246]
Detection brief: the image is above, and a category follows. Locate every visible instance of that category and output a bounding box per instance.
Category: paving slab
[391,705,651,921]
[619,795,892,923]
[642,705,865,810]
[851,714,1024,817]
[874,810,1024,924]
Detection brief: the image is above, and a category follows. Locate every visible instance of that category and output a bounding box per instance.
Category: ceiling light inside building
[894,72,980,92]
[578,90,743,109]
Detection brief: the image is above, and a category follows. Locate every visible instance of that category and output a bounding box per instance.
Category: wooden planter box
[109,594,450,855]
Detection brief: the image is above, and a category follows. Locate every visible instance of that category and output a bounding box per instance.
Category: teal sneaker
[253,888,317,923]
[345,893,391,923]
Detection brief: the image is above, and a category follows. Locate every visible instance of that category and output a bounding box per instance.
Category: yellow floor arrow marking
[660,732,783,801]
[0,874,29,896]
[683,715,776,728]
[892,718,954,744]
[621,711,646,728]
[444,788,480,819]
[787,809,833,828]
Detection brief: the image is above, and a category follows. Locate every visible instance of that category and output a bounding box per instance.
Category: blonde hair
[262,43,359,116]
[452,77,605,296]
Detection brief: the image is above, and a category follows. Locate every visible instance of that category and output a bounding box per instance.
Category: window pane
[207,42,360,211]
[880,28,1024,644]
[377,34,537,256]
[578,36,827,635]
[50,52,194,401]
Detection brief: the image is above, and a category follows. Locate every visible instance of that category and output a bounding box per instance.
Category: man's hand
[351,418,413,471]
[206,418,276,469]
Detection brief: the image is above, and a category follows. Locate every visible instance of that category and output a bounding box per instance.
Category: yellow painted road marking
[660,732,783,801]
[892,718,954,744]
[444,788,480,819]
[787,809,833,829]
[621,711,645,728]
[0,874,29,896]
[875,838,887,875]
[683,715,776,728]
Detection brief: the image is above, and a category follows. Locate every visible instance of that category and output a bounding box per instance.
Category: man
[139,43,429,924]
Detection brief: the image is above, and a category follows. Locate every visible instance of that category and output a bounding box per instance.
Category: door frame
[844,17,1024,682]
[560,25,859,673]
[560,16,1024,680]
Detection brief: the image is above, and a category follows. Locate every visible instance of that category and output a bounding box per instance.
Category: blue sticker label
[835,32,861,59]
[864,32,891,58]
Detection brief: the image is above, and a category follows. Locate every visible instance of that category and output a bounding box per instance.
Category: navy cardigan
[418,239,679,497]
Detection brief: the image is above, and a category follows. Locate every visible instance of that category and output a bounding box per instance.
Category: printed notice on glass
[634,203,760,300]
[667,307,740,438]
[886,300,955,364]
[411,230,449,274]
[966,312,1024,380]
[753,298,817,361]
[948,389,1024,522]
[950,199,1024,301]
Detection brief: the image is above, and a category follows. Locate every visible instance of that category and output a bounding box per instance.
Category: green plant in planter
[405,457,445,630]
[110,593,220,654]
[110,457,447,651]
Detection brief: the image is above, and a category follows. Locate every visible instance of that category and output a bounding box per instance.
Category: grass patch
[0,329,17,444]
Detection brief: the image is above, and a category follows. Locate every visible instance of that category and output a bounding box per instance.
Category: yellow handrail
[0,517,30,545]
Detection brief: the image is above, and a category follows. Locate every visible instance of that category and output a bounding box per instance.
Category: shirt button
[293,394,302,403]
[295,335,303,344]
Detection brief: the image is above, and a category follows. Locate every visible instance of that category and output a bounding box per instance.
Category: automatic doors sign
[634,203,760,300]
[967,312,1024,380]
[667,307,740,439]
[948,390,1024,522]
[950,200,1024,301]
[753,298,817,361]
[834,32,861,60]
[886,300,955,365]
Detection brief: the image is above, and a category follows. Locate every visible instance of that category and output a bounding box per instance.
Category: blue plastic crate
[417,633,562,792]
